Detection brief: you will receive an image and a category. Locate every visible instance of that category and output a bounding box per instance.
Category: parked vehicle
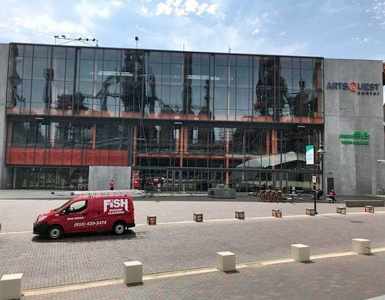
[33,194,135,239]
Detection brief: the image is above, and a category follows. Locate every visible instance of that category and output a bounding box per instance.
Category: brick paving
[1,191,385,299]
[23,253,385,300]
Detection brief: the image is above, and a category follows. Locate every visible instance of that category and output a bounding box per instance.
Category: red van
[33,194,135,239]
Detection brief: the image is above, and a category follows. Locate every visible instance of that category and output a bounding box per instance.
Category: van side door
[60,199,90,233]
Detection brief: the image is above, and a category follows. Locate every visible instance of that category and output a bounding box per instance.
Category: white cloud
[172,0,182,7]
[0,1,125,44]
[74,0,114,19]
[352,37,370,44]
[184,0,199,12]
[155,2,173,15]
[113,0,124,6]
[175,7,187,16]
[252,28,260,35]
[146,0,217,16]
[142,12,308,57]
[368,0,385,26]
[0,8,87,40]
[206,4,217,14]
[141,6,149,15]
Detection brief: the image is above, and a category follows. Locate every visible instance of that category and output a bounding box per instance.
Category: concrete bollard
[336,206,346,214]
[0,273,23,300]
[216,251,236,272]
[147,216,157,225]
[235,211,245,219]
[306,208,315,216]
[365,206,374,213]
[123,261,143,285]
[272,209,282,218]
[352,238,371,255]
[291,244,310,262]
[193,213,203,222]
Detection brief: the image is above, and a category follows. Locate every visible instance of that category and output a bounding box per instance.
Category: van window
[68,200,87,213]
[55,199,71,211]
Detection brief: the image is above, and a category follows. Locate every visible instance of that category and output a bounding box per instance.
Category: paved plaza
[1,190,385,299]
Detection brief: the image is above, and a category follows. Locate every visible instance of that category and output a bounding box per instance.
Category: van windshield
[54,199,72,211]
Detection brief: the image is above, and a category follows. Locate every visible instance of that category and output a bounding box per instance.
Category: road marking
[23,246,385,297]
[2,210,385,234]
[0,231,32,235]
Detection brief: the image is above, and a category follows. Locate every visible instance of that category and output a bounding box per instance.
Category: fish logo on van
[103,199,129,213]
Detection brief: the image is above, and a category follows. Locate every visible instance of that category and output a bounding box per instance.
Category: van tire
[113,222,126,235]
[48,226,62,239]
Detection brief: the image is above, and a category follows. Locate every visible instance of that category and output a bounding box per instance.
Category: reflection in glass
[55,122,92,148]
[254,56,291,120]
[96,123,128,149]
[6,44,325,192]
[11,121,48,148]
[7,45,23,109]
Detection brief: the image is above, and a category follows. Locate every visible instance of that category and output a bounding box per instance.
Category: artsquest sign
[339,131,370,145]
[327,81,380,96]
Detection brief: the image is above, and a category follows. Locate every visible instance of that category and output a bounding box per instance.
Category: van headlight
[37,215,47,223]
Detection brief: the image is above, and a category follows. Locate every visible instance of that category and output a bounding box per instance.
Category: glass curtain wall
[7,44,323,120]
[6,43,324,191]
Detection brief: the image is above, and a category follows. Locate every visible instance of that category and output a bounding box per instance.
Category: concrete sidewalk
[0,189,214,200]
[0,189,147,200]
[2,189,383,200]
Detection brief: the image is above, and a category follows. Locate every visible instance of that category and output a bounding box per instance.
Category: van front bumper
[33,223,49,235]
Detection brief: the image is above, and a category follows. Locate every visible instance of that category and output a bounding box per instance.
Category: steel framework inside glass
[5,43,324,192]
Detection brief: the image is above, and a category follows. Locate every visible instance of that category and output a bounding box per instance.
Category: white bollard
[123,261,143,285]
[0,273,23,300]
[235,211,245,219]
[365,206,374,213]
[306,208,315,216]
[352,238,371,255]
[291,244,310,262]
[216,251,236,272]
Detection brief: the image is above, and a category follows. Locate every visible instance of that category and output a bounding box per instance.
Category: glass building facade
[5,43,324,192]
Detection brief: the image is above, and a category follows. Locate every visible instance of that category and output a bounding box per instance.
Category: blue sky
[1,0,385,60]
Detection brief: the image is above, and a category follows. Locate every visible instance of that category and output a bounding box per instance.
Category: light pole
[311,130,318,215]
[317,145,325,200]
[313,144,325,213]
[312,144,317,215]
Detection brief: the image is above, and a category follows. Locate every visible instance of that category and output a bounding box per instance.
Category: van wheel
[113,222,126,235]
[48,226,62,239]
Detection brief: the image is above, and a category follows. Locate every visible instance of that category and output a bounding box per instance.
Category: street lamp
[311,130,318,215]
[317,145,325,200]
[303,137,319,214]
[316,145,326,212]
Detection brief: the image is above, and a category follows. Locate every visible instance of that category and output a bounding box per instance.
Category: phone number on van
[74,220,107,227]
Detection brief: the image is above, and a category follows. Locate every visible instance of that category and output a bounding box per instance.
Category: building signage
[327,81,380,95]
[305,145,314,165]
[339,131,370,145]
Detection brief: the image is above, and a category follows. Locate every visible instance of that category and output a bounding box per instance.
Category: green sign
[305,145,314,165]
[339,131,370,145]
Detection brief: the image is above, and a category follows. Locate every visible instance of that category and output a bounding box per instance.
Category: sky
[1,0,385,60]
